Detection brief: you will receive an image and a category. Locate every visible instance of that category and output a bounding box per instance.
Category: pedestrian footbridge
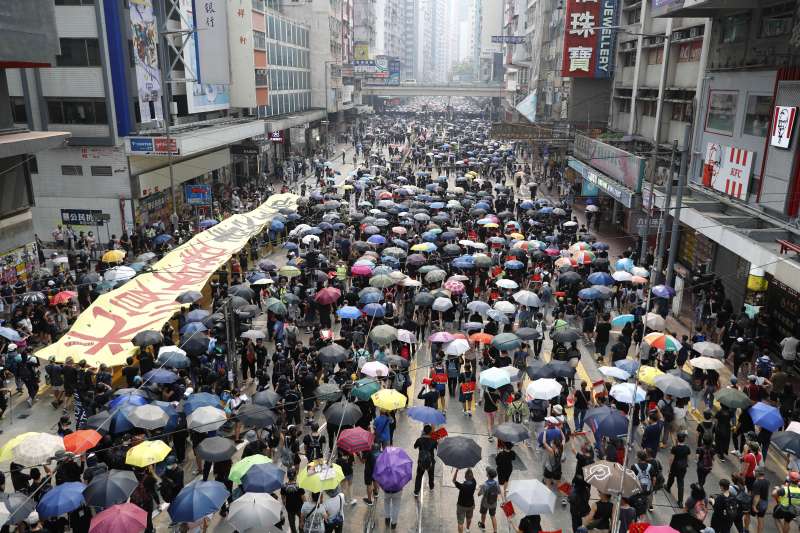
[361,83,506,97]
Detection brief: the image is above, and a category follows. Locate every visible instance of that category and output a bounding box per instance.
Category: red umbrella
[89,503,147,533]
[314,287,342,305]
[51,290,77,305]
[64,429,102,454]
[337,427,374,454]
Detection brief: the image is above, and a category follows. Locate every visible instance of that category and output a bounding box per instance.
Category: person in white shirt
[780,335,798,362]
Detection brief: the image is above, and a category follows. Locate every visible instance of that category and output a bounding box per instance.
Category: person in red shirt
[740,441,762,490]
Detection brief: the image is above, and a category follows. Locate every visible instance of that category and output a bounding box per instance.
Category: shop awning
[36,193,299,368]
[568,157,636,208]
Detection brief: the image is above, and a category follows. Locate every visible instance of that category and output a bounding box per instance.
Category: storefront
[568,156,635,231]
[0,243,37,284]
[764,274,800,367]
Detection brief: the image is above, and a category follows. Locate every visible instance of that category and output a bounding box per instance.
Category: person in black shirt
[518,514,542,533]
[667,431,692,506]
[594,314,612,362]
[122,356,139,388]
[138,351,154,376]
[413,425,438,496]
[710,479,734,533]
[282,469,306,533]
[453,468,477,533]
[417,384,440,409]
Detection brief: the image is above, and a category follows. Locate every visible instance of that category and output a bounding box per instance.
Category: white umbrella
[631,266,649,278]
[448,274,470,282]
[396,329,417,344]
[227,492,283,532]
[610,383,647,404]
[241,330,266,340]
[361,361,390,377]
[444,339,470,355]
[432,297,453,312]
[689,356,724,370]
[642,312,665,331]
[496,279,518,289]
[493,300,516,314]
[13,433,65,466]
[507,479,556,515]
[599,366,631,381]
[128,404,170,430]
[302,234,320,245]
[251,278,273,286]
[104,266,136,282]
[466,301,490,315]
[52,256,69,264]
[400,278,422,287]
[612,271,632,282]
[586,204,600,212]
[787,421,800,435]
[187,405,227,432]
[513,290,541,307]
[692,341,725,358]
[526,378,562,400]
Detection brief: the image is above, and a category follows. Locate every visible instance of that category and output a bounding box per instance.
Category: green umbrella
[714,388,753,409]
[418,265,439,274]
[424,269,447,283]
[369,325,398,345]
[266,298,287,315]
[278,265,301,278]
[352,378,381,400]
[229,454,272,483]
[413,292,435,307]
[369,274,395,288]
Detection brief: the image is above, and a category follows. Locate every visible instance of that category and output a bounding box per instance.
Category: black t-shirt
[495,450,517,475]
[574,389,591,409]
[454,478,477,507]
[281,482,306,512]
[483,390,499,413]
[122,365,139,387]
[670,444,691,470]
[751,478,770,502]
[519,514,542,533]
[595,322,611,343]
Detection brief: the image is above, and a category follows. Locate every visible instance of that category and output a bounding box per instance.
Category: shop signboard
[184,184,212,206]
[128,0,163,122]
[573,134,645,191]
[492,36,526,44]
[61,209,106,226]
[515,91,538,123]
[269,131,284,143]
[561,0,619,79]
[230,145,260,156]
[771,106,797,149]
[194,0,230,85]
[354,60,376,75]
[583,167,634,208]
[126,137,179,155]
[373,58,389,79]
[568,158,598,196]
[354,42,370,61]
[702,142,754,200]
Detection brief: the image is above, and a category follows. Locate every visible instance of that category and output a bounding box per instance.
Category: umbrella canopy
[127,404,169,430]
[229,454,273,483]
[241,463,286,493]
[297,461,345,493]
[196,436,237,462]
[610,383,647,404]
[362,361,390,377]
[689,356,724,370]
[125,440,171,468]
[37,481,85,519]
[252,389,281,408]
[692,341,725,358]
[653,374,692,398]
[587,408,629,440]
[325,402,363,426]
[644,332,682,351]
[370,324,398,345]
[227,492,283,532]
[64,429,102,455]
[749,401,784,432]
[526,378,562,400]
[507,479,556,515]
[5,492,36,526]
[131,330,162,347]
[598,366,631,381]
[714,388,752,409]
[373,447,414,492]
[338,427,375,454]
[407,406,446,426]
[89,503,147,533]
[187,405,227,432]
[168,480,230,523]
[13,432,64,466]
[83,470,138,508]
[491,332,521,351]
[238,404,276,427]
[479,367,511,389]
[371,389,407,411]
[493,423,530,444]
[773,431,800,456]
[551,327,581,343]
[437,436,482,468]
[583,461,641,497]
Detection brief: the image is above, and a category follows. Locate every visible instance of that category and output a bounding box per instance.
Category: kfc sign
[702,143,754,200]
[771,106,796,149]
[562,0,619,79]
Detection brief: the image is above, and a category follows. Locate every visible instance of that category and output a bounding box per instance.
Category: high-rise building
[401,0,420,80]
[375,0,404,59]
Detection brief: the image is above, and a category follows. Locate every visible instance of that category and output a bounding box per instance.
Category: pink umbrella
[545,247,560,257]
[351,264,373,276]
[644,527,679,533]
[315,287,342,305]
[89,503,147,533]
[443,280,465,294]
[429,331,456,343]
[391,226,407,235]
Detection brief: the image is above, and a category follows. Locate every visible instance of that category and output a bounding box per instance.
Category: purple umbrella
[651,284,676,298]
[373,447,413,492]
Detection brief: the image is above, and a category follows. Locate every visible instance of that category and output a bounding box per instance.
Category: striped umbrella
[337,427,375,454]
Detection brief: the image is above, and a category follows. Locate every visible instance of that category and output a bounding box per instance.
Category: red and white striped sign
[704,142,754,200]
[771,106,796,149]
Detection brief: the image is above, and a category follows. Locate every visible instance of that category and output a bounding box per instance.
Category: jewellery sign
[561,0,619,79]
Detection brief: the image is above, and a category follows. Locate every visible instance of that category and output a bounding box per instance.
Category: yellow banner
[36,193,299,368]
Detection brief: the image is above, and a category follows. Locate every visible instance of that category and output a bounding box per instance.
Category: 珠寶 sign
[561,0,619,79]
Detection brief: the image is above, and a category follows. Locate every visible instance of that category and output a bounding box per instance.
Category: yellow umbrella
[297,461,345,493]
[125,440,172,468]
[508,232,525,240]
[410,243,430,252]
[101,249,126,263]
[484,223,499,229]
[371,389,407,411]
[636,366,664,386]
[0,432,37,462]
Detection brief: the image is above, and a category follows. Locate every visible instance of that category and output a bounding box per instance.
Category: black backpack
[418,443,435,469]
[721,494,740,521]
[661,401,675,422]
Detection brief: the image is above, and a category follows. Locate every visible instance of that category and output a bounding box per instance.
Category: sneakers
[413,492,419,498]
[363,497,373,505]
[478,522,486,530]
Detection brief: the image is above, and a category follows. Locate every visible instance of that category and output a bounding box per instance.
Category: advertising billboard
[562,0,619,79]
[516,91,538,123]
[573,134,646,191]
[128,0,163,122]
[184,184,212,205]
[194,0,231,85]
[388,59,401,86]
[702,143,754,200]
[179,0,230,113]
[354,42,370,61]
[227,0,257,108]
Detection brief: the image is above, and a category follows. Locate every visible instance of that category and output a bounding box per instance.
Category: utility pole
[665,124,692,287]
[651,140,678,286]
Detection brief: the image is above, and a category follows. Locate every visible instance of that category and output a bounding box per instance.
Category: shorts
[51,385,63,392]
[456,505,474,524]
[480,505,497,517]
[544,467,562,480]
[773,507,796,522]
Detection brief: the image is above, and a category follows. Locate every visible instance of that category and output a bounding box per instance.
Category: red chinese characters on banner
[561,0,602,78]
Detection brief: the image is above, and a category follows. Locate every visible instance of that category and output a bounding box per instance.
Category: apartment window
[90,165,113,177]
[720,14,750,44]
[56,38,101,67]
[621,51,636,67]
[647,47,663,65]
[255,68,268,87]
[641,101,657,117]
[55,0,95,5]
[760,2,794,38]
[61,165,83,176]
[705,90,738,135]
[617,99,631,114]
[267,16,275,39]
[47,99,108,125]
[626,8,641,25]
[671,102,693,123]
[253,31,266,50]
[10,97,27,124]
[743,94,772,137]
[252,0,264,10]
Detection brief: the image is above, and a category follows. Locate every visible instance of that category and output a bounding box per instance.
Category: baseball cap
[552,404,563,415]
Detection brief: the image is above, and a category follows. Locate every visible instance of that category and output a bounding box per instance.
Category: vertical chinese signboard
[562,0,619,79]
[128,0,163,122]
[195,0,230,85]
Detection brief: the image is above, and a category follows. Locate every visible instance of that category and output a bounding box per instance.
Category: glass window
[743,95,772,137]
[56,38,101,67]
[55,0,94,5]
[47,100,64,123]
[705,91,738,135]
[11,97,27,123]
[760,3,794,38]
[720,14,749,44]
[267,16,275,39]
[280,20,286,42]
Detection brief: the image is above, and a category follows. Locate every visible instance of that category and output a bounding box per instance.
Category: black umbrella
[670,512,707,533]
[131,329,163,347]
[235,305,260,319]
[319,344,348,364]
[196,436,237,462]
[384,354,410,368]
[202,313,225,328]
[413,293,435,307]
[183,335,211,356]
[315,383,342,402]
[773,431,800,456]
[80,272,101,284]
[324,402,362,426]
[252,389,281,409]
[550,328,581,344]
[21,292,48,306]
[437,436,482,468]
[493,423,530,443]
[229,295,250,309]
[515,327,539,341]
[229,284,255,300]
[547,360,576,378]
[176,290,203,304]
[238,404,276,427]
[83,469,138,508]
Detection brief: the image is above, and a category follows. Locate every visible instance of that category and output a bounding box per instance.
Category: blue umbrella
[614,359,640,375]
[129,262,147,272]
[0,327,22,342]
[615,258,634,271]
[184,392,221,415]
[359,291,383,304]
[381,256,400,268]
[520,200,535,209]
[367,235,386,245]
[247,271,267,283]
[168,480,230,523]
[749,401,784,432]
[539,206,553,214]
[180,322,208,335]
[592,242,610,251]
[651,284,676,298]
[37,481,85,519]
[317,222,333,231]
[588,409,630,440]
[452,255,475,269]
[429,202,445,209]
[578,288,600,300]
[611,314,635,327]
[270,219,285,231]
[587,272,614,286]
[198,219,218,229]
[462,321,484,331]
[143,369,179,384]
[242,463,286,493]
[475,201,491,210]
[153,234,173,245]
[337,306,362,320]
[282,242,299,250]
[362,303,385,318]
[108,393,148,410]
[504,260,524,270]
[422,231,439,242]
[186,309,210,323]
[407,406,446,425]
